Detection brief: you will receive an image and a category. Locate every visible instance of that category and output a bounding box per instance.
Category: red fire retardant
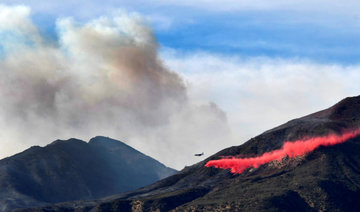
[205,128,360,174]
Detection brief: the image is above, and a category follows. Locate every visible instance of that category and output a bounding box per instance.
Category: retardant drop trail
[205,128,360,174]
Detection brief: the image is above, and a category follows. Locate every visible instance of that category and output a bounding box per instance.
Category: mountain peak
[89,136,125,145]
[0,137,176,211]
[88,136,140,153]
[89,135,112,142]
[48,138,86,146]
[328,95,360,122]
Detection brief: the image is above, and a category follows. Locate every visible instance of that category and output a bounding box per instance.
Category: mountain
[0,136,176,211]
[20,95,360,211]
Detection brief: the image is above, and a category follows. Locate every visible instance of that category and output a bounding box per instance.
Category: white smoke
[0,5,230,169]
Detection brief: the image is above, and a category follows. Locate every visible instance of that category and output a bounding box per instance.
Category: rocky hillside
[18,95,360,211]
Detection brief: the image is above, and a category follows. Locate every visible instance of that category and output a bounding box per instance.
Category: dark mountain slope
[20,95,360,211]
[0,136,176,212]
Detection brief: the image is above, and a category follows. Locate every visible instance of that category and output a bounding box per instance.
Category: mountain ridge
[0,136,176,211]
[22,95,360,211]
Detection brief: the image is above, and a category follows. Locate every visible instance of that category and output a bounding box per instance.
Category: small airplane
[194,152,204,156]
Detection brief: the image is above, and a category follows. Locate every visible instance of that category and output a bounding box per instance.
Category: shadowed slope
[18,95,360,211]
[0,137,176,211]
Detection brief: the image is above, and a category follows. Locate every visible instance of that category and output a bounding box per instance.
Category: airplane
[194,152,204,156]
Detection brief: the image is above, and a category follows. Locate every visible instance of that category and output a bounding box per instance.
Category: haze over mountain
[0,136,176,211]
[24,95,360,211]
[0,4,230,170]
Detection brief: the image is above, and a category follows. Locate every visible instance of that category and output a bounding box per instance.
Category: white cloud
[161,50,360,144]
[0,5,42,51]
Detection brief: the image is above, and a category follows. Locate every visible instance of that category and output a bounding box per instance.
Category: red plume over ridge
[205,128,360,174]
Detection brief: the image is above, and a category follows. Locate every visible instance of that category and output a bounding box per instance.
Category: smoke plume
[0,5,230,169]
[206,128,360,174]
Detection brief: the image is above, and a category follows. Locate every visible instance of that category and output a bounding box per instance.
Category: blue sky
[155,11,360,64]
[3,0,360,64]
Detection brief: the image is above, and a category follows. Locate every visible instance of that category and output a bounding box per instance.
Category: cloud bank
[162,51,360,144]
[0,5,229,169]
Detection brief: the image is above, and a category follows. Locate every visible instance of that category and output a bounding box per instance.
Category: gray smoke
[0,5,230,169]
